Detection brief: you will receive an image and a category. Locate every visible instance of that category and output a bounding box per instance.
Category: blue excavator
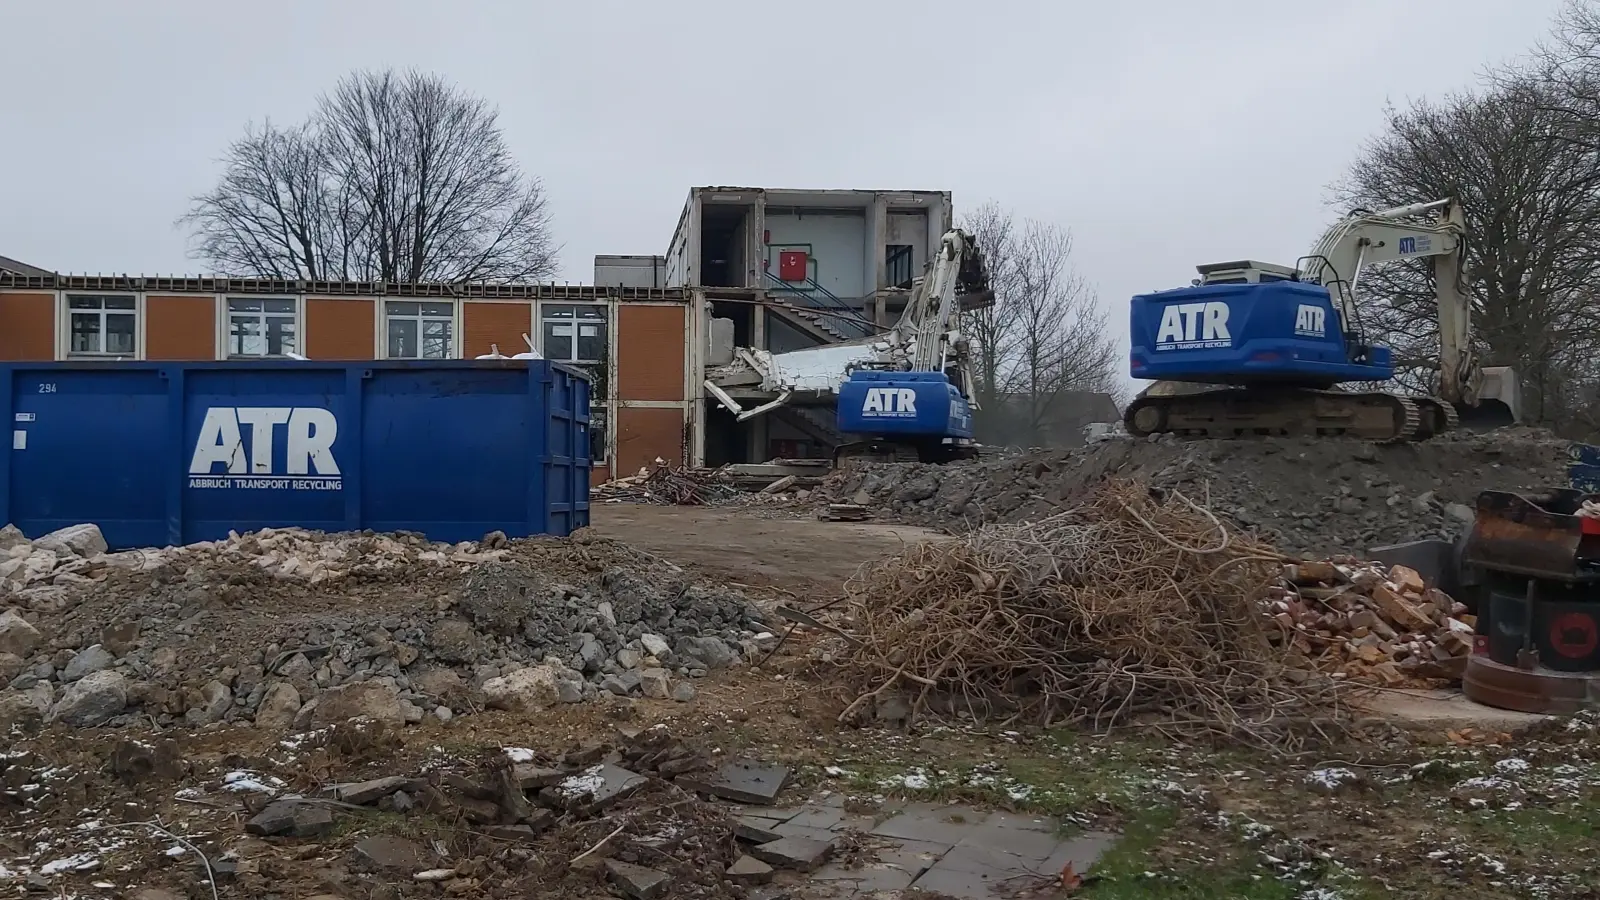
[1124,198,1520,442]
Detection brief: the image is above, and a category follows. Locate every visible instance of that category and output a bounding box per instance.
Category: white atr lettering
[861,387,918,416]
[189,407,340,477]
[1154,301,1232,350]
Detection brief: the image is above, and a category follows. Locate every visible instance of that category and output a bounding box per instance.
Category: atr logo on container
[1155,301,1231,350]
[861,387,918,417]
[187,407,342,491]
[1294,304,1326,337]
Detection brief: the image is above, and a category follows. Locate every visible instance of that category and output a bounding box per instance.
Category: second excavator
[1124,198,1520,442]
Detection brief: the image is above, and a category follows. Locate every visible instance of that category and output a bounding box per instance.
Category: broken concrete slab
[750,835,834,872]
[323,775,410,805]
[676,759,790,805]
[734,815,785,844]
[244,801,299,837]
[603,859,672,900]
[291,804,335,838]
[509,763,564,789]
[726,854,775,885]
[540,763,646,813]
[352,835,431,873]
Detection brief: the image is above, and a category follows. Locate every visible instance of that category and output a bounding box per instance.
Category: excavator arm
[1296,198,1518,424]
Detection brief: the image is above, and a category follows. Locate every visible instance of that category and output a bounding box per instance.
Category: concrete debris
[1274,562,1476,686]
[0,523,767,730]
[603,859,672,899]
[825,426,1571,558]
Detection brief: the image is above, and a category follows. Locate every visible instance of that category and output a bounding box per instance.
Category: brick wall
[145,295,215,360]
[0,293,53,360]
[462,302,531,358]
[616,304,685,401]
[306,298,376,359]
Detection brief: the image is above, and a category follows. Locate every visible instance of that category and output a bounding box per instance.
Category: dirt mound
[826,427,1573,558]
[0,525,770,733]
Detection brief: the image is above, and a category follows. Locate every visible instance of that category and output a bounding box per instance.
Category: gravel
[0,524,772,732]
[826,427,1575,558]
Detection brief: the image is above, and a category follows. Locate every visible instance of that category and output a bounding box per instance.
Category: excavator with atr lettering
[1124,198,1520,442]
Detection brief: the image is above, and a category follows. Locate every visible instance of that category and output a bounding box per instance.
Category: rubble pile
[1273,561,1476,688]
[0,523,770,733]
[825,427,1572,557]
[833,480,1349,751]
[593,463,742,505]
[594,462,822,511]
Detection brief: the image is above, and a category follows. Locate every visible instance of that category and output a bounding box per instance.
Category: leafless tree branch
[181,68,558,283]
[959,203,1121,447]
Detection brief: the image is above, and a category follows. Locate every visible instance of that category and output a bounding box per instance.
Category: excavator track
[1124,387,1430,443]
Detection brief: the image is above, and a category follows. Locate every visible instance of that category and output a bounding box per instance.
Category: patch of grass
[1459,801,1600,858]
[1078,805,1297,899]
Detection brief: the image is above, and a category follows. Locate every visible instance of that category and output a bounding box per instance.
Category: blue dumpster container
[0,360,590,550]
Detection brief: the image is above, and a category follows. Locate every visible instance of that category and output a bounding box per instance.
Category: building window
[541,304,607,364]
[227,298,298,357]
[886,244,915,289]
[66,295,137,357]
[386,300,455,359]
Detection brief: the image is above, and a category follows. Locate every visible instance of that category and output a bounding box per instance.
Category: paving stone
[981,810,1057,832]
[324,775,410,805]
[911,861,1011,899]
[1038,831,1119,875]
[603,859,671,900]
[735,815,785,844]
[725,854,774,885]
[869,803,979,847]
[773,822,839,842]
[872,838,951,876]
[750,835,834,872]
[750,805,805,823]
[677,759,790,805]
[952,823,1069,861]
[782,804,846,831]
[811,864,917,892]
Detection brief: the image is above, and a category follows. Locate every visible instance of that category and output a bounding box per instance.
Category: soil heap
[826,427,1573,558]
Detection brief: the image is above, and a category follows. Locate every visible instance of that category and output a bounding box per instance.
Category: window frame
[886,244,916,289]
[223,296,302,359]
[538,302,611,467]
[382,299,459,360]
[61,293,141,360]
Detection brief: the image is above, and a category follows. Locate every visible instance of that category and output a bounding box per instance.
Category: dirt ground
[586,503,947,598]
[4,504,1598,900]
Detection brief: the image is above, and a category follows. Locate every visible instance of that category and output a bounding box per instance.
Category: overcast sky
[0,0,1567,363]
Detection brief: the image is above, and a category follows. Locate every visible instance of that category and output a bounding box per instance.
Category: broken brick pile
[1269,561,1476,688]
[240,726,835,899]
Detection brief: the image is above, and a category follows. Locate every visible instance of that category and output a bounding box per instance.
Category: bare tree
[959,203,1120,446]
[182,68,557,283]
[1333,71,1600,427]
